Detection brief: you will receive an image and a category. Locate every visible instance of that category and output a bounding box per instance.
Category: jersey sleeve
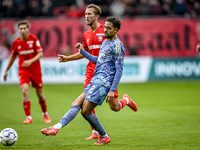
[80,49,98,63]
[114,43,125,65]
[11,41,18,56]
[82,33,89,51]
[110,42,125,92]
[34,36,43,52]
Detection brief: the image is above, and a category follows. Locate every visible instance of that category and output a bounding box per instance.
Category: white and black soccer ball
[0,128,18,146]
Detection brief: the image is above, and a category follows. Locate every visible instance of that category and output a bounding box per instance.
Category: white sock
[53,123,63,130]
[101,133,109,138]
[92,130,100,136]
[124,97,129,104]
[27,116,32,119]
[42,112,48,115]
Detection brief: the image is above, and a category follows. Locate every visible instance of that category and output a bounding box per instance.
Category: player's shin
[83,113,108,137]
[39,99,47,113]
[59,105,81,127]
[23,98,31,117]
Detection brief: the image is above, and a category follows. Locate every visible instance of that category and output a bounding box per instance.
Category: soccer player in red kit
[57,4,137,140]
[3,20,51,124]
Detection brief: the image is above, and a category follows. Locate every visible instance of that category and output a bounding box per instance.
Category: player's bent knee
[110,105,120,112]
[109,100,120,112]
[81,107,93,116]
[71,101,82,107]
[81,109,88,117]
[109,103,120,112]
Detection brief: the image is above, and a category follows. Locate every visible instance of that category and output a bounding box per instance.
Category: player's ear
[114,27,118,33]
[95,14,100,20]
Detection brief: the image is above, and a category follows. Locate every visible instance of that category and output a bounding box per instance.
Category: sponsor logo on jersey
[27,41,34,44]
[96,33,104,36]
[88,44,102,50]
[87,39,89,43]
[19,49,34,55]
[18,45,21,49]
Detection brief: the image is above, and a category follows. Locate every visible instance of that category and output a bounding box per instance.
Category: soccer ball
[0,128,18,146]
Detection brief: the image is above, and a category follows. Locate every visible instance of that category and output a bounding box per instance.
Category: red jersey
[83,24,105,79]
[11,34,43,74]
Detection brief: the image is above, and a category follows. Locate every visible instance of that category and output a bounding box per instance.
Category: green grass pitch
[0,81,200,150]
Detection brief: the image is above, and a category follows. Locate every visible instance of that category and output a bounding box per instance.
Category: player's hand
[58,54,69,62]
[22,60,32,68]
[196,44,200,52]
[3,71,8,81]
[75,43,83,52]
[106,91,115,103]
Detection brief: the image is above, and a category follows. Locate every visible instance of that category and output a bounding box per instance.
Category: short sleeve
[11,41,18,56]
[83,33,89,51]
[34,37,43,52]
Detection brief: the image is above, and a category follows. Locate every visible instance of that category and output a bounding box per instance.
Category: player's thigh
[72,93,87,107]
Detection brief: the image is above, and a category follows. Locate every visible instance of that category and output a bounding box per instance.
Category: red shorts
[84,75,118,99]
[18,71,43,89]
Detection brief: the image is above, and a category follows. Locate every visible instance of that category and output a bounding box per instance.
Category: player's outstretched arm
[65,53,85,62]
[75,42,98,63]
[58,41,88,62]
[75,43,83,52]
[58,54,68,63]
[196,44,200,52]
[58,53,85,62]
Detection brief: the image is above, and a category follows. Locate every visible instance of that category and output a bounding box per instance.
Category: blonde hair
[86,4,102,16]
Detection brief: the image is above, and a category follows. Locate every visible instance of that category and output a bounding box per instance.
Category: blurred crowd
[0,0,200,18]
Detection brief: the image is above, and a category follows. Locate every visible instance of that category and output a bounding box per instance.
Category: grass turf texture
[0,81,200,150]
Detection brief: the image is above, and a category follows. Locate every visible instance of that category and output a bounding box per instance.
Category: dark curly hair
[105,17,121,31]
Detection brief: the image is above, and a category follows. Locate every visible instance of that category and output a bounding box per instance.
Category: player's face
[85,8,96,26]
[104,21,117,40]
[18,24,29,40]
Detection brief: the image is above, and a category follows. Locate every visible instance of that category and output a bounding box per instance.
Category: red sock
[90,109,96,130]
[23,98,31,116]
[39,99,47,113]
[92,109,96,115]
[119,99,128,110]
